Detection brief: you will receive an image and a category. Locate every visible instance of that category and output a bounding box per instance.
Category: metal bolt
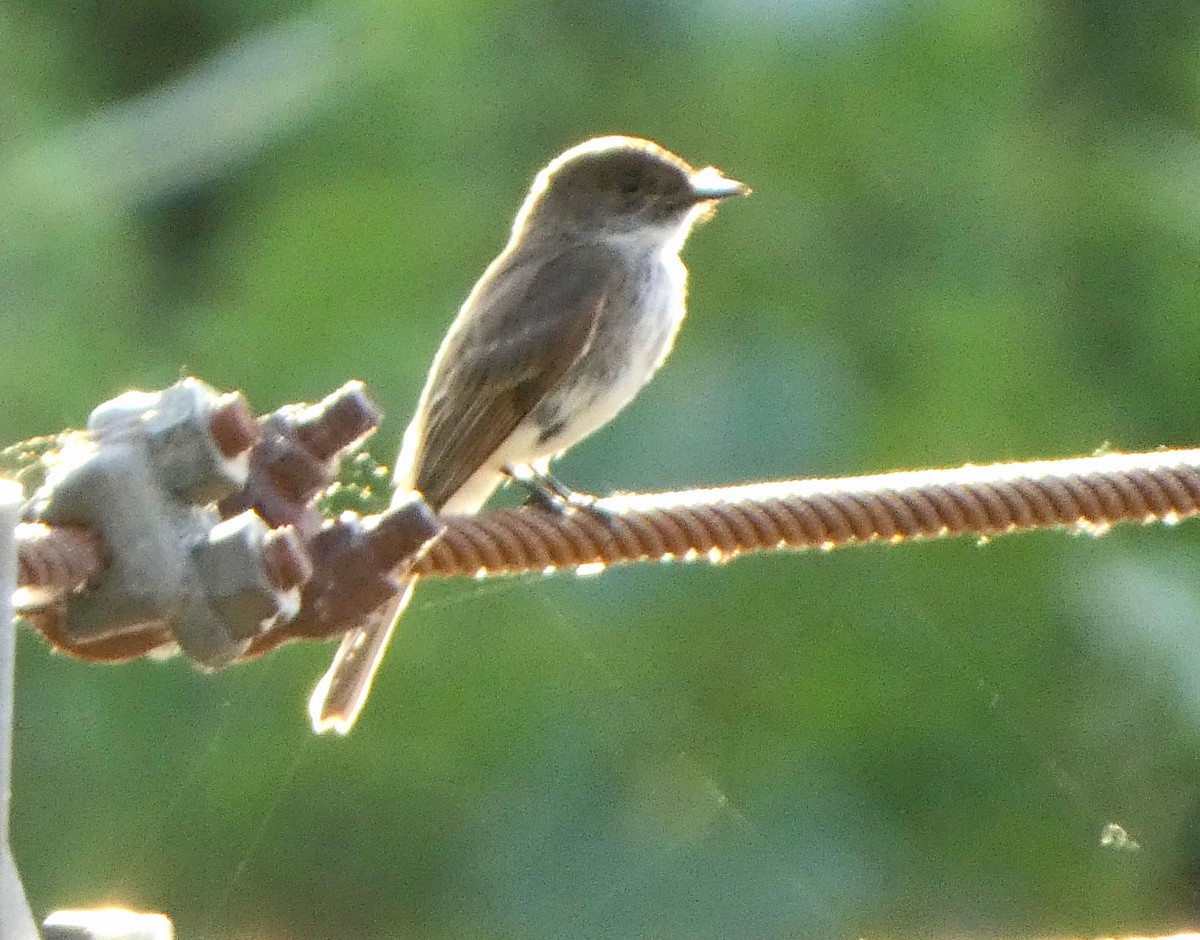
[207,392,259,459]
[261,525,313,591]
[365,495,443,569]
[295,381,381,461]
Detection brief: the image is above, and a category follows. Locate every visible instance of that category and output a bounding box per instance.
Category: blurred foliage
[318,446,393,517]
[5,0,1200,937]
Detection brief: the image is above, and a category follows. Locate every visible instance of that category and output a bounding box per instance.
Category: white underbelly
[529,253,686,457]
[400,250,688,516]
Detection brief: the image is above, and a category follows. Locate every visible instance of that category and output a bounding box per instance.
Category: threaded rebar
[413,449,1200,578]
[15,448,1200,608]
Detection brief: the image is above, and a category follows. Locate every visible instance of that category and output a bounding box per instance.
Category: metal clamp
[25,379,306,668]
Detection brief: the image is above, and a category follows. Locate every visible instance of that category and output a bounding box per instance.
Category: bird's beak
[689,165,751,200]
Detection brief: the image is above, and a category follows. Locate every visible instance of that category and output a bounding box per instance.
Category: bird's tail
[307,579,416,735]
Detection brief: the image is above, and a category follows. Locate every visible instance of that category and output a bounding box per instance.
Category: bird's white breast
[536,243,686,452]
[403,231,691,516]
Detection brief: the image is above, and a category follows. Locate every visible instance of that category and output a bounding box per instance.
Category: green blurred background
[5,0,1200,937]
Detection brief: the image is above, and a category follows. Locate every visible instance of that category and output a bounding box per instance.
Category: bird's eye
[619,174,642,195]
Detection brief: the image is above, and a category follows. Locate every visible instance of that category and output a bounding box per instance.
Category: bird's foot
[506,466,610,517]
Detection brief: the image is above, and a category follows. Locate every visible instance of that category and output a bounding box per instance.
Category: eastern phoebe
[309,135,748,733]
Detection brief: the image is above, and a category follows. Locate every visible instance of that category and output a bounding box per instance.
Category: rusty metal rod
[17,448,1200,600]
[413,448,1200,577]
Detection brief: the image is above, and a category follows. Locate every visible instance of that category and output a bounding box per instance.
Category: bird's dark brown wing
[411,242,626,510]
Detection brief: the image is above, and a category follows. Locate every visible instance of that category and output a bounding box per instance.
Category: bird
[309,135,748,734]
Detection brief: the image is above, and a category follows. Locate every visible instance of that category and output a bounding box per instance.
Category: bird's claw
[508,467,611,518]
